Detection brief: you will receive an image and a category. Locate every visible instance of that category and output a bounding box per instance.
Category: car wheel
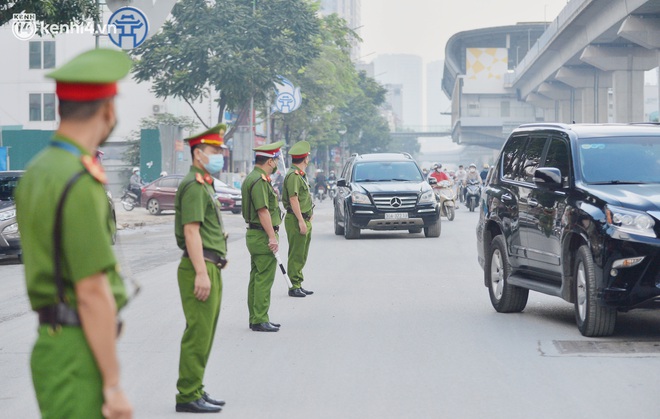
[147,198,161,215]
[231,209,241,214]
[574,245,617,337]
[408,227,422,234]
[486,235,528,312]
[334,206,345,236]
[423,219,441,237]
[343,206,360,239]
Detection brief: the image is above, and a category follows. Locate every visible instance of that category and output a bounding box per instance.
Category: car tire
[408,227,422,234]
[147,198,161,215]
[231,209,241,214]
[486,235,528,313]
[423,219,441,237]
[574,245,617,337]
[344,207,360,240]
[334,206,345,236]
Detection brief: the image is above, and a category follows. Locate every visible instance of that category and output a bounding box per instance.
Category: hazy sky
[360,0,569,63]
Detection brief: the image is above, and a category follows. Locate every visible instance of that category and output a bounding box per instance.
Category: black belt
[182,249,228,269]
[285,209,312,220]
[37,303,123,335]
[247,223,279,232]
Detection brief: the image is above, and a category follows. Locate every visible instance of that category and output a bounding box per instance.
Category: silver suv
[0,171,23,260]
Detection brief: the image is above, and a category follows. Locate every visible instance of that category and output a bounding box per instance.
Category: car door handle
[528,198,538,207]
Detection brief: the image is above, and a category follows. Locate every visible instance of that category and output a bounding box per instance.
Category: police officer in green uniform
[242,142,284,332]
[281,141,315,298]
[174,124,228,413]
[15,49,133,419]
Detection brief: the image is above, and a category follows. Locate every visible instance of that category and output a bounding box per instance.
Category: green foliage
[130,0,321,126]
[122,113,200,166]
[0,0,99,29]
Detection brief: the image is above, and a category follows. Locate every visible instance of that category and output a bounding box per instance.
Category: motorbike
[121,188,139,211]
[465,179,482,212]
[433,180,456,221]
[315,184,327,202]
[327,179,337,199]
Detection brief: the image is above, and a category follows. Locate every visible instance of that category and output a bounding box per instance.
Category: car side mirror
[534,167,563,188]
[336,179,347,187]
[428,177,437,185]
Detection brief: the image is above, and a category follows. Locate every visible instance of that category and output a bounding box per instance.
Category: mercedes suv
[333,153,441,239]
[477,123,660,337]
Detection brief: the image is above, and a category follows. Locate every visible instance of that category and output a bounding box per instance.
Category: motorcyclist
[314,169,327,199]
[464,163,483,206]
[129,167,145,203]
[428,163,450,184]
[480,164,489,182]
[455,164,467,200]
[328,170,337,182]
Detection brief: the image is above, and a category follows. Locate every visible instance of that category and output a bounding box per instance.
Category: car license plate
[385,212,408,219]
[235,200,241,206]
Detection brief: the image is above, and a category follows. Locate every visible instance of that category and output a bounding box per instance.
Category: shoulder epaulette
[80,155,107,184]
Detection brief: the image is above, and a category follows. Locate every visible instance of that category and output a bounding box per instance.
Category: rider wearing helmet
[428,163,450,184]
[480,163,489,181]
[314,168,327,198]
[129,167,145,202]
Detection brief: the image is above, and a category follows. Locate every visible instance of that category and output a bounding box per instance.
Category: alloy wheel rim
[576,261,587,321]
[491,249,504,300]
[148,200,159,214]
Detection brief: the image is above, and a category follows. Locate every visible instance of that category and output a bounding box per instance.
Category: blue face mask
[202,152,224,173]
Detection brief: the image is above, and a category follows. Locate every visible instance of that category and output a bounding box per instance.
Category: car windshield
[353,161,422,182]
[0,176,20,201]
[578,136,660,184]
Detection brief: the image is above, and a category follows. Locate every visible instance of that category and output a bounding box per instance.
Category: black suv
[333,153,441,239]
[477,123,660,336]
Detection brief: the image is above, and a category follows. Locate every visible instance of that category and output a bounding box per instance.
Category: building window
[29,93,57,121]
[29,41,56,69]
[501,101,510,118]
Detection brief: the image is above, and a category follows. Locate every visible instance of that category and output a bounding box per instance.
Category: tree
[130,0,321,130]
[0,0,98,28]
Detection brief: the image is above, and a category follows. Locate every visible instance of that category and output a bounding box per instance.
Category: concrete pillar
[525,93,556,121]
[580,45,657,122]
[611,70,645,122]
[537,82,575,123]
[555,67,612,123]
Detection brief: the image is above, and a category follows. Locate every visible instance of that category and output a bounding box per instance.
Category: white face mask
[470,168,476,173]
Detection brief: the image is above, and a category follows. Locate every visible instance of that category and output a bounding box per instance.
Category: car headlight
[0,209,16,222]
[419,190,435,204]
[605,205,656,238]
[351,190,371,205]
[2,222,19,238]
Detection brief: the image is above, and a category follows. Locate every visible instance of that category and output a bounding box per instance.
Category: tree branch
[183,97,209,129]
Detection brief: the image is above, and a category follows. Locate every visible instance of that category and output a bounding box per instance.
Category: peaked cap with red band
[184,124,228,148]
[288,140,310,159]
[45,48,132,102]
[254,141,284,159]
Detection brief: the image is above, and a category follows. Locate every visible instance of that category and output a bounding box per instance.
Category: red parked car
[142,174,242,215]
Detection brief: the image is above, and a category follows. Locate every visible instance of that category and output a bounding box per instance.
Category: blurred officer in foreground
[242,142,284,332]
[15,49,133,419]
[174,124,228,413]
[281,141,314,298]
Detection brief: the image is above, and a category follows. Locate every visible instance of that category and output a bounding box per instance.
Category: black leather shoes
[250,322,279,332]
[288,288,306,297]
[269,322,281,328]
[301,288,314,295]
[175,398,221,413]
[202,392,225,406]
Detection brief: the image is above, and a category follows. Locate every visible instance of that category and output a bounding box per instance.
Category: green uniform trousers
[284,213,312,289]
[176,258,223,404]
[246,229,277,324]
[31,325,104,419]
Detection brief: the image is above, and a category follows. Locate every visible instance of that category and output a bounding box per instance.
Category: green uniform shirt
[241,167,281,226]
[15,135,127,310]
[282,165,313,214]
[175,166,227,256]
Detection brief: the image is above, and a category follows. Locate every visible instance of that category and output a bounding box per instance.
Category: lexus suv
[477,123,660,336]
[333,153,441,239]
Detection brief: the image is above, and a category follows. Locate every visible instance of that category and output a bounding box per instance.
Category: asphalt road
[2,201,660,418]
